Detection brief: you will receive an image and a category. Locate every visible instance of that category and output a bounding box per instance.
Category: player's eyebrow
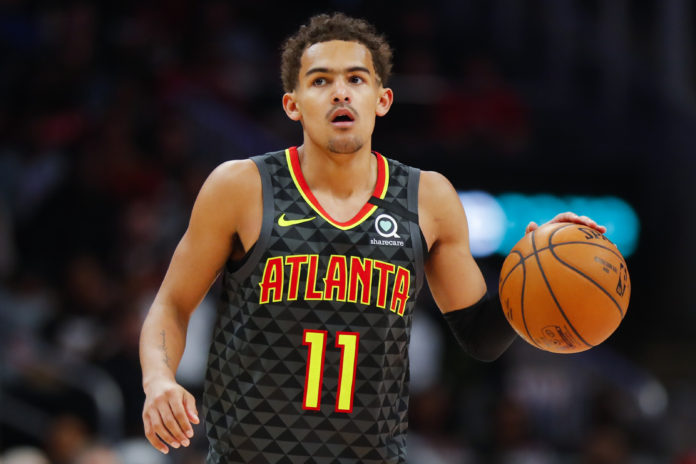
[305,66,372,76]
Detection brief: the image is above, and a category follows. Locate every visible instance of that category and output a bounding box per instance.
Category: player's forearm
[443,293,517,362]
[140,303,189,389]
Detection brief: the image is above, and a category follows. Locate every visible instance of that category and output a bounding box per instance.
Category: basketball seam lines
[502,241,625,281]
[531,226,593,349]
[500,249,542,349]
[548,231,626,319]
[517,249,542,350]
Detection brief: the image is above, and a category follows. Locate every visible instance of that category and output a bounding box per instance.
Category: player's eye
[349,75,364,84]
[312,77,327,86]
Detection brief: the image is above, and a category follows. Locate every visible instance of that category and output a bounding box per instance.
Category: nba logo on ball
[375,214,399,238]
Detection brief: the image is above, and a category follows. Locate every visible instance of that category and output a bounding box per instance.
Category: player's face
[283,40,393,154]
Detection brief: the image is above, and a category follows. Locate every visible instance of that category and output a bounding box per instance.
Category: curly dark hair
[280,13,393,93]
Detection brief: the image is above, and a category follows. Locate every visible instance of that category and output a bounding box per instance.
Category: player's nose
[331,81,351,103]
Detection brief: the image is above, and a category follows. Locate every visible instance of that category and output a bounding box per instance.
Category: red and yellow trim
[286,146,389,230]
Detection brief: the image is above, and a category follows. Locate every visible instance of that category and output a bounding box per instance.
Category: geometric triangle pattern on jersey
[202,149,424,463]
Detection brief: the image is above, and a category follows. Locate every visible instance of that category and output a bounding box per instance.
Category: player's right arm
[139,159,261,454]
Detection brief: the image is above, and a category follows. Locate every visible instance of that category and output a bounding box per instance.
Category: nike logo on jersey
[278,213,316,227]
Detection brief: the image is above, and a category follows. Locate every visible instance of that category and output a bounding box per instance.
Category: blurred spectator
[677,451,696,464]
[432,57,529,157]
[485,396,557,464]
[0,199,16,278]
[408,383,475,464]
[0,446,50,464]
[114,438,170,464]
[43,414,92,464]
[580,425,630,464]
[73,444,123,464]
[409,309,445,395]
[0,269,54,346]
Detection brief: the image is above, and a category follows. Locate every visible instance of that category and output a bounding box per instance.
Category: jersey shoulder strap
[227,150,284,281]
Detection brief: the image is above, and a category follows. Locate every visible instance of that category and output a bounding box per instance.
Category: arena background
[1,1,695,463]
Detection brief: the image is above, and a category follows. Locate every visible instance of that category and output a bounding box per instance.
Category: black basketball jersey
[203,147,426,463]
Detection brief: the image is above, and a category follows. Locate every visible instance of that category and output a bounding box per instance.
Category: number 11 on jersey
[302,330,360,413]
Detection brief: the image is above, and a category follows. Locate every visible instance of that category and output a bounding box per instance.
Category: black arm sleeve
[442,293,517,362]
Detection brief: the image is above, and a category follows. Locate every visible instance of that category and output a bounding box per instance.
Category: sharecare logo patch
[372,213,405,246]
[375,214,399,238]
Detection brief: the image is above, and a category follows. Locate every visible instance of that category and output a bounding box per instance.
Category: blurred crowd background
[1,1,695,463]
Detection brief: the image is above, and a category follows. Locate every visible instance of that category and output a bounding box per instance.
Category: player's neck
[297,143,377,199]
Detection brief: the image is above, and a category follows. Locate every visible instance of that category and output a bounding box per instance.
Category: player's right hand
[142,378,200,454]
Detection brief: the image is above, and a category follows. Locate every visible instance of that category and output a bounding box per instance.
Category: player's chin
[327,136,363,154]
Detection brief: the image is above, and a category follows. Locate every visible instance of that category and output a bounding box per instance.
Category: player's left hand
[525,212,606,235]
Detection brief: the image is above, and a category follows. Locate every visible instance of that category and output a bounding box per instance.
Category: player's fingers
[169,396,193,445]
[555,212,578,222]
[161,401,190,447]
[143,413,170,454]
[151,409,181,450]
[575,215,607,233]
[525,221,538,234]
[183,392,200,425]
[586,218,607,233]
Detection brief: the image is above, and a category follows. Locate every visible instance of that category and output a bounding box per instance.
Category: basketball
[498,222,630,353]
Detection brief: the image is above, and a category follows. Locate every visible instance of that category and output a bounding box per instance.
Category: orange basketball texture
[498,222,630,353]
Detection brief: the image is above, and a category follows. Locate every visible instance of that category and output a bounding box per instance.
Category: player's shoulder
[417,170,466,250]
[418,170,468,221]
[205,158,261,194]
[193,159,262,218]
[190,158,262,228]
[419,170,459,207]
[210,158,259,181]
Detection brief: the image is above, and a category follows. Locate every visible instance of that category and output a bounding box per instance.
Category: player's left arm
[420,171,514,362]
[419,171,487,311]
[419,171,606,361]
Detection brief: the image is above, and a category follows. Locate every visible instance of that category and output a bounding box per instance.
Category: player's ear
[283,92,302,121]
[376,87,393,117]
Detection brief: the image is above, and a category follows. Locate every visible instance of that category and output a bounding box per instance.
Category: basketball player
[139,13,606,463]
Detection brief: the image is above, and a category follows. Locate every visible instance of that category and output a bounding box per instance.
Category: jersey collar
[285,146,389,230]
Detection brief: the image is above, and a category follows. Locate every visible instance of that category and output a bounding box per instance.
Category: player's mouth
[329,108,356,128]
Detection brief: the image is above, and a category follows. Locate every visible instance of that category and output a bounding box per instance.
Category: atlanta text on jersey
[258,254,411,316]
